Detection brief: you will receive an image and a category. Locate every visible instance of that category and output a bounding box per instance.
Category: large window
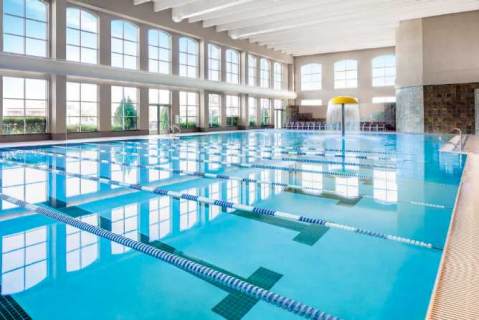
[2,76,47,135]
[372,55,396,87]
[248,55,257,86]
[260,58,270,88]
[301,63,321,91]
[148,29,172,74]
[225,95,239,127]
[66,82,98,132]
[3,0,48,57]
[179,91,198,128]
[111,86,137,131]
[179,37,199,78]
[273,62,283,90]
[208,94,221,128]
[260,98,271,126]
[208,44,221,81]
[248,97,257,126]
[66,7,98,64]
[111,20,138,69]
[226,49,240,84]
[334,60,358,89]
[148,89,170,133]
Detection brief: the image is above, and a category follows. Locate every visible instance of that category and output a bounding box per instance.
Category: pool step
[0,286,31,320]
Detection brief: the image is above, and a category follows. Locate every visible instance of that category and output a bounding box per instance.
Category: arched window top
[260,58,270,68]
[179,36,198,53]
[301,63,321,91]
[372,55,395,67]
[111,19,138,41]
[148,29,171,47]
[66,7,98,32]
[226,48,239,61]
[4,0,48,21]
[334,59,357,70]
[372,55,395,87]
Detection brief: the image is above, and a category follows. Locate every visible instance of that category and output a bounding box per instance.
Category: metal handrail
[171,124,181,134]
[451,128,462,153]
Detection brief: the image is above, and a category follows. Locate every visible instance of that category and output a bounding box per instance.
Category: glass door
[274,109,283,129]
[149,104,170,134]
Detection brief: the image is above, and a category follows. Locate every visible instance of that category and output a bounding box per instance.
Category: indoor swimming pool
[0,131,465,320]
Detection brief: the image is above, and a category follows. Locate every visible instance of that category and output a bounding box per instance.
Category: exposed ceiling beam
[152,0,198,12]
[133,0,152,5]
[172,0,255,22]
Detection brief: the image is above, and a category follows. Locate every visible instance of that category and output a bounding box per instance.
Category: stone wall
[423,83,479,134]
[396,86,424,133]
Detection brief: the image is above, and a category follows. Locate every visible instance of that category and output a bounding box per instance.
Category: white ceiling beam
[172,0,255,22]
[133,0,152,5]
[152,0,198,12]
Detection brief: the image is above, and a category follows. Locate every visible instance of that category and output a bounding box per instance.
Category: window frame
[372,55,396,87]
[301,63,322,91]
[66,7,99,64]
[207,43,221,81]
[225,95,240,127]
[334,59,358,89]
[66,81,98,133]
[208,93,221,128]
[260,58,270,88]
[111,85,138,131]
[179,37,199,78]
[179,91,199,128]
[273,62,283,90]
[148,29,172,74]
[225,48,240,84]
[110,19,139,70]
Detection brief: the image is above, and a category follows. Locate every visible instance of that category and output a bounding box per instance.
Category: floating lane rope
[0,193,339,320]
[14,148,446,210]
[0,156,440,251]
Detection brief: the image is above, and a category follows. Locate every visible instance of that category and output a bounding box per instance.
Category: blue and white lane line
[0,193,339,320]
[14,148,446,210]
[46,146,371,179]
[0,156,439,251]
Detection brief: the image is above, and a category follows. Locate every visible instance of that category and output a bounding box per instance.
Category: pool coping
[426,134,479,319]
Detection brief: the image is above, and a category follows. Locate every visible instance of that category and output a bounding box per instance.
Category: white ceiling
[133,0,479,56]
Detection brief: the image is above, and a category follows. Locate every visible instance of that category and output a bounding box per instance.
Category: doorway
[149,104,170,134]
[274,109,283,129]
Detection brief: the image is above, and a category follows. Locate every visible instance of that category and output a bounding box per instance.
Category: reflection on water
[66,214,98,271]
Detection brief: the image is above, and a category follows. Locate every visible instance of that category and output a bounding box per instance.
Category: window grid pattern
[179,37,199,78]
[372,55,396,87]
[1,166,47,209]
[273,62,283,90]
[111,86,138,131]
[66,214,98,272]
[248,97,257,126]
[148,29,172,74]
[180,188,198,231]
[226,49,240,84]
[209,183,221,219]
[248,55,257,86]
[208,94,221,128]
[208,44,221,81]
[111,20,138,70]
[66,82,98,132]
[65,150,99,197]
[260,58,270,88]
[225,95,239,127]
[301,64,322,91]
[2,76,48,135]
[179,91,198,128]
[66,7,98,64]
[373,170,398,203]
[111,204,138,254]
[3,0,48,57]
[334,60,358,89]
[260,98,272,126]
[149,197,171,241]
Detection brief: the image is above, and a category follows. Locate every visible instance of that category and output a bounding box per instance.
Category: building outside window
[111,20,138,69]
[148,29,172,74]
[66,7,98,64]
[260,58,270,88]
[179,91,198,128]
[334,59,358,89]
[66,82,98,132]
[301,63,321,91]
[273,62,283,90]
[3,0,48,57]
[208,94,221,128]
[225,95,240,126]
[372,55,396,87]
[179,37,199,78]
[260,98,271,126]
[226,49,240,84]
[248,55,257,86]
[248,97,257,126]
[111,86,138,131]
[208,44,221,81]
[2,76,48,135]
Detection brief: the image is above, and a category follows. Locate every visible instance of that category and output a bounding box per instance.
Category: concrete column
[269,59,274,89]
[139,25,149,72]
[204,42,210,80]
[51,0,67,60]
[240,51,247,86]
[199,39,205,80]
[221,46,227,82]
[475,89,479,135]
[139,87,149,131]
[171,35,180,76]
[99,84,111,131]
[221,94,227,127]
[50,75,67,138]
[287,64,295,106]
[0,0,3,52]
[171,89,180,125]
[0,77,3,132]
[240,94,247,127]
[99,14,112,66]
[199,90,207,130]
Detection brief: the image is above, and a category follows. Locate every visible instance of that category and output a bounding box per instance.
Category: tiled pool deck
[427,135,479,319]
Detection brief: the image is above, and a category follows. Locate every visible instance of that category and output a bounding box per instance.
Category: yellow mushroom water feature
[326,96,360,137]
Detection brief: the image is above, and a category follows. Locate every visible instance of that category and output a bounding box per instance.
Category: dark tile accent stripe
[0,287,31,320]
[212,267,283,320]
[293,224,329,246]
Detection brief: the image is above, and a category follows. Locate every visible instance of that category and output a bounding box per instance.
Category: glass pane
[67,101,81,117]
[81,31,97,49]
[66,45,80,62]
[3,34,25,54]
[4,15,24,35]
[3,77,24,99]
[66,28,80,46]
[26,38,47,57]
[67,82,80,101]
[81,83,97,102]
[123,22,138,42]
[81,10,97,33]
[25,79,46,99]
[81,48,97,64]
[4,0,24,16]
[66,8,80,29]
[26,0,47,21]
[81,102,97,117]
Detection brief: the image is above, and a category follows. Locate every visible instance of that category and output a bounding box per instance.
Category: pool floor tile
[0,287,31,320]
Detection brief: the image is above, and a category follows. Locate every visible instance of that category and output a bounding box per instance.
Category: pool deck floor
[427,135,479,320]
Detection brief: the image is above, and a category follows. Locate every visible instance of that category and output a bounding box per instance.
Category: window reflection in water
[301,164,323,193]
[149,197,171,241]
[180,188,198,231]
[226,180,239,212]
[66,214,99,271]
[209,183,221,219]
[248,173,256,205]
[1,166,47,209]
[373,170,398,203]
[330,164,359,198]
[111,204,138,254]
[66,150,99,197]
[260,171,270,199]
[1,227,48,294]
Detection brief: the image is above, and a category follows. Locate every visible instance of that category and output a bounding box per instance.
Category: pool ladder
[451,128,463,153]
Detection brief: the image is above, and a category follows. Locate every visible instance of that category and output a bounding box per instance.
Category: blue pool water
[0,131,465,319]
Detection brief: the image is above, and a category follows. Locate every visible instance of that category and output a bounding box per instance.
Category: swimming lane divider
[0,192,339,320]
[0,156,440,251]
[13,148,446,210]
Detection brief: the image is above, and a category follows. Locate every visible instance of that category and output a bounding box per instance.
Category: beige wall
[294,47,395,120]
[395,19,423,87]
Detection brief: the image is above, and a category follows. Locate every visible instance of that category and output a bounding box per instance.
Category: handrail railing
[171,124,181,134]
[451,128,463,153]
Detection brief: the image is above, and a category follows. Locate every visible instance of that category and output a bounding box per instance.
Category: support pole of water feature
[329,96,359,138]
[341,103,345,137]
